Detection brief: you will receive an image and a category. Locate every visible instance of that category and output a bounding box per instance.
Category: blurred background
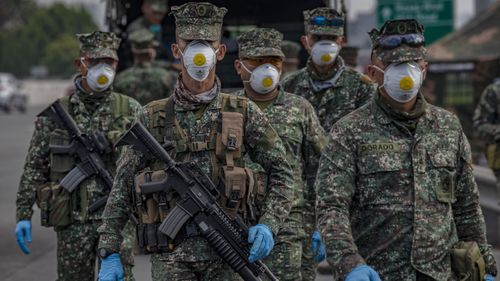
[0,0,499,280]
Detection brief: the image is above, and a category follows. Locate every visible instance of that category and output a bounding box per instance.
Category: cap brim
[378,45,426,64]
[85,49,118,60]
[177,25,221,41]
[241,47,285,59]
[306,26,344,36]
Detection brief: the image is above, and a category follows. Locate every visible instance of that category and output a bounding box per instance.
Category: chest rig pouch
[133,95,260,253]
[36,93,131,227]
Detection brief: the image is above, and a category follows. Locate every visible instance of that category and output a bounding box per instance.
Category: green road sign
[377,0,454,44]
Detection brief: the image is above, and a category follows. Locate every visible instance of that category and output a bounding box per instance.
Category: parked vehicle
[0,73,27,113]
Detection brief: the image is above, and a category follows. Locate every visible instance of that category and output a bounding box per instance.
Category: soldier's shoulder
[344,66,374,85]
[282,91,314,110]
[281,67,308,86]
[427,104,462,130]
[111,92,142,110]
[144,97,169,112]
[334,102,374,130]
[484,80,500,94]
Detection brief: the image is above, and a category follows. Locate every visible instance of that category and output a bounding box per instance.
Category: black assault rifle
[116,122,278,281]
[39,100,113,213]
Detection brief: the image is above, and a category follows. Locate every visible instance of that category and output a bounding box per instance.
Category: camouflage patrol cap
[281,40,301,59]
[77,31,121,60]
[303,7,345,36]
[129,29,159,52]
[144,0,168,13]
[369,19,427,64]
[170,2,227,41]
[237,28,285,59]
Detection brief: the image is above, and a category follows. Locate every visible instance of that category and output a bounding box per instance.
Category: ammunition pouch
[49,128,75,181]
[451,241,486,281]
[486,144,500,170]
[35,183,73,228]
[136,95,266,252]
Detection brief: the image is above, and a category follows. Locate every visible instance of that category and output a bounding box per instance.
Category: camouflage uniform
[281,40,302,80]
[279,7,376,280]
[16,30,141,281]
[98,4,294,281]
[281,7,376,134]
[234,28,326,281]
[315,20,498,281]
[126,0,171,68]
[114,29,177,105]
[473,80,500,202]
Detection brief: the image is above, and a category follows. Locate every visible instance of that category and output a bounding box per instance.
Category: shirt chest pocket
[428,150,457,204]
[356,149,409,206]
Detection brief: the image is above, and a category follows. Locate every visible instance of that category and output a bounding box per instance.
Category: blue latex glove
[484,274,494,281]
[345,265,381,281]
[311,230,326,262]
[98,253,124,281]
[15,220,32,255]
[248,224,274,263]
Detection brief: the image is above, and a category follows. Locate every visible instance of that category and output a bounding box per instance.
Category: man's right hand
[15,220,32,255]
[345,265,381,281]
[98,253,124,281]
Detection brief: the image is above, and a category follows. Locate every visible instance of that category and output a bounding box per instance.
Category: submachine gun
[117,122,278,281]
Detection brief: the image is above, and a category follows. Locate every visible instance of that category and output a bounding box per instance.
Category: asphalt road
[0,106,497,281]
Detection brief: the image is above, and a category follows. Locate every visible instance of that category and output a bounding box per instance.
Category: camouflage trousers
[150,253,241,281]
[264,212,317,281]
[55,220,136,281]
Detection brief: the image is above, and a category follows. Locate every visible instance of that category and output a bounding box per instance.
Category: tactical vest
[134,94,265,253]
[36,92,132,227]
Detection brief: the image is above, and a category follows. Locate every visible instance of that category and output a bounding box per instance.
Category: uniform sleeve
[302,101,327,231]
[452,130,498,276]
[473,85,500,143]
[16,117,53,222]
[244,100,294,235]
[98,108,148,252]
[315,124,366,279]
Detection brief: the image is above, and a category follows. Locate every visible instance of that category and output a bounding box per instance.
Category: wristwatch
[98,248,115,259]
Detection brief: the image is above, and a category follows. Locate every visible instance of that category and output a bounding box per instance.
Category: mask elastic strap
[80,58,89,79]
[239,61,253,83]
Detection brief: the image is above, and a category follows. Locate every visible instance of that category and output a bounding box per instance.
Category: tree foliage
[0,3,98,78]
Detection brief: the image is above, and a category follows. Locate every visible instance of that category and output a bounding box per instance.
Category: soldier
[281,40,302,80]
[114,29,177,105]
[233,28,326,280]
[14,31,142,281]
[315,19,497,281]
[126,0,171,67]
[473,78,500,204]
[281,7,376,133]
[97,2,294,280]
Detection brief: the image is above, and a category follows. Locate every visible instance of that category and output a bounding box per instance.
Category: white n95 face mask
[374,61,423,103]
[83,60,115,92]
[241,63,281,94]
[181,40,218,82]
[311,40,340,66]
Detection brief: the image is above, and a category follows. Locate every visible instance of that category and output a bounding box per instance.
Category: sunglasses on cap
[310,16,344,27]
[377,33,425,50]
